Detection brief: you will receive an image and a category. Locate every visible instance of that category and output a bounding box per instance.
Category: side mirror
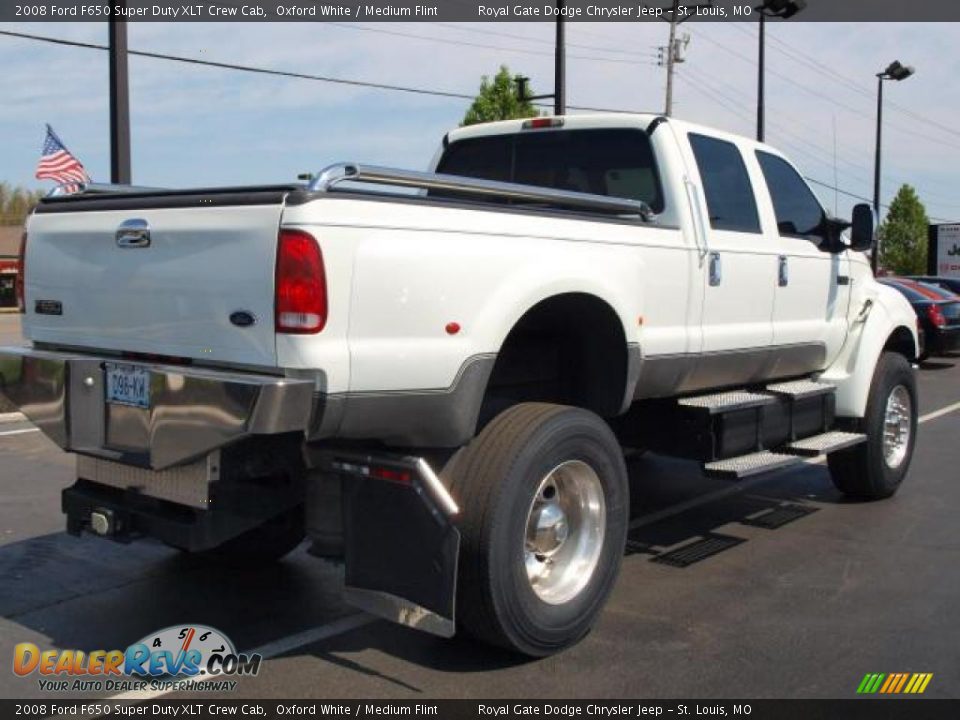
[850,203,875,252]
[821,215,851,254]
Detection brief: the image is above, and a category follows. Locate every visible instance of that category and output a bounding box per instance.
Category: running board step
[782,430,867,457]
[703,451,802,480]
[766,379,836,399]
[678,390,776,414]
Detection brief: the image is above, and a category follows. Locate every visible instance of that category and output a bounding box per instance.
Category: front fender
[820,284,918,418]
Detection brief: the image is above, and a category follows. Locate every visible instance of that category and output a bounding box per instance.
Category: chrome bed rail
[308,162,655,219]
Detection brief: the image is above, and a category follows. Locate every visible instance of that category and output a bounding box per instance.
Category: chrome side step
[703,451,802,480]
[766,379,836,400]
[678,390,776,414]
[783,430,867,457]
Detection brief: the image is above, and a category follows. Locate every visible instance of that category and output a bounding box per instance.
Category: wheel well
[478,293,629,427]
[884,325,918,362]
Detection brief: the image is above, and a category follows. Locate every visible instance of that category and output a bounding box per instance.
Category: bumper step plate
[783,430,867,457]
[704,450,802,480]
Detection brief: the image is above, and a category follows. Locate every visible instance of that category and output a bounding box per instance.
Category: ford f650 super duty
[0,114,920,656]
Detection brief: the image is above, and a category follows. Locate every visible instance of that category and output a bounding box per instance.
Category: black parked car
[906,275,960,295]
[879,278,960,359]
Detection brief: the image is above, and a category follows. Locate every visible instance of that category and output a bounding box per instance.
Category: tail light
[275,228,326,334]
[16,231,26,313]
[927,304,946,328]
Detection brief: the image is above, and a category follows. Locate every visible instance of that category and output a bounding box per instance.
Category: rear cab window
[687,133,761,234]
[435,128,665,214]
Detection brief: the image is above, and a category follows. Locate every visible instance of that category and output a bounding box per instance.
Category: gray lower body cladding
[313,353,497,447]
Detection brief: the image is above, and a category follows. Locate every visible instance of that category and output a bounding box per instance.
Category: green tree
[462,65,539,127]
[878,184,929,275]
[0,184,44,225]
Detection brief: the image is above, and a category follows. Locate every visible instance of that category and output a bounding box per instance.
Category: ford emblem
[229,311,257,328]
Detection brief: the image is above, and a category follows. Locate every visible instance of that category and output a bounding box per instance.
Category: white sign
[937,224,960,278]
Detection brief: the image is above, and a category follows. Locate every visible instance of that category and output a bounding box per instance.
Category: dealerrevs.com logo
[13,624,261,693]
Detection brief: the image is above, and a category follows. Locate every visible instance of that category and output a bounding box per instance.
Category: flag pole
[108,2,131,184]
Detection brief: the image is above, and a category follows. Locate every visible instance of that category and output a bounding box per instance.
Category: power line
[0,29,646,114]
[688,26,960,155]
[431,22,657,60]
[325,22,658,68]
[2,29,952,223]
[678,62,960,214]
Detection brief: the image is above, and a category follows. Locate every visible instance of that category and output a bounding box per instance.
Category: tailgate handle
[116,218,151,248]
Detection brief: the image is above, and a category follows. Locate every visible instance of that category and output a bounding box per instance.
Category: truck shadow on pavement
[0,452,839,678]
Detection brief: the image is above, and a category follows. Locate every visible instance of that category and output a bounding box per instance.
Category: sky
[1,20,959,222]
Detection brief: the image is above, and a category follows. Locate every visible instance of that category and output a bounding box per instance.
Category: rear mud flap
[332,454,460,638]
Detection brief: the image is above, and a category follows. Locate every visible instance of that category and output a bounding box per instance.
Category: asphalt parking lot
[2,311,960,701]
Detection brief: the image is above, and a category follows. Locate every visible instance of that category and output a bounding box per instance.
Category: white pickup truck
[1,114,920,656]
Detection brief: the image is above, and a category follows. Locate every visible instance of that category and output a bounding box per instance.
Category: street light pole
[871,60,916,273]
[873,75,884,225]
[754,0,806,142]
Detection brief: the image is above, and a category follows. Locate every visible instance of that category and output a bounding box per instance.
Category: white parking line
[0,428,39,438]
[107,613,375,702]
[919,399,960,424]
[0,411,26,424]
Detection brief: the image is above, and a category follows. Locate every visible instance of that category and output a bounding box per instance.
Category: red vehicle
[879,278,960,359]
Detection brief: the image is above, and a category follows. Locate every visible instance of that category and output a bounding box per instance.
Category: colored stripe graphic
[893,673,909,693]
[858,673,933,694]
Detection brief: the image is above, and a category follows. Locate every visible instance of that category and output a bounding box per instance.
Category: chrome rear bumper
[0,346,314,470]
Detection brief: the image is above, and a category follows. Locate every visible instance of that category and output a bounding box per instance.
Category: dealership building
[0,226,21,309]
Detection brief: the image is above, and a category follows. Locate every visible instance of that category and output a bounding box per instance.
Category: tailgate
[25,196,285,367]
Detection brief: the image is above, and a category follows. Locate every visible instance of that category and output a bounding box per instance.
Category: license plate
[104,363,150,409]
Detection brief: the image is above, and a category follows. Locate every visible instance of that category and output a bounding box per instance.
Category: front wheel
[828,352,918,499]
[443,403,629,657]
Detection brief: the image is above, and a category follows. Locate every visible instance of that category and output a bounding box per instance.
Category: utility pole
[664,1,679,116]
[108,0,131,184]
[554,0,566,115]
[655,1,709,116]
[516,2,567,116]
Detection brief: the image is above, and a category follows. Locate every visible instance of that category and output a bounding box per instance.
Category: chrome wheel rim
[524,460,606,605]
[882,385,912,469]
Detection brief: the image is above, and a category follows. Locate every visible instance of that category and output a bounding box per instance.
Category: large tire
[443,403,629,656]
[191,507,305,567]
[828,352,917,500]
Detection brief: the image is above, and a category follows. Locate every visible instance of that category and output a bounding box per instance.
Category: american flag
[35,124,90,193]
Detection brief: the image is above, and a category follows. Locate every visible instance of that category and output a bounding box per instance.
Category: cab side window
[688,133,761,234]
[756,151,825,239]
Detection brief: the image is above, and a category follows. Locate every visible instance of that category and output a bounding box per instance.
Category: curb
[0,412,26,424]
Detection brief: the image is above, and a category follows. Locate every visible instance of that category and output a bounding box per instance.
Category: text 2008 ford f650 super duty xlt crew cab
[0,114,920,656]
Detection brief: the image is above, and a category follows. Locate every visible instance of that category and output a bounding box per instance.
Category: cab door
[754,150,851,372]
[682,132,778,388]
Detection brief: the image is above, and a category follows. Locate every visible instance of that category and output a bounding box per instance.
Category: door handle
[116,218,151,248]
[709,252,722,286]
[778,255,789,287]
